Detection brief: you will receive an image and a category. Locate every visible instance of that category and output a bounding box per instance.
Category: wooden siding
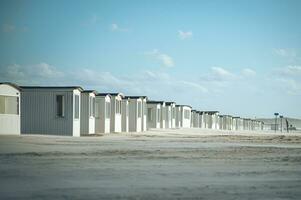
[21,90,74,136]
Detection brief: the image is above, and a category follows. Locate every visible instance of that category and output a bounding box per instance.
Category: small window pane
[56,95,64,117]
[0,96,19,115]
[147,108,152,121]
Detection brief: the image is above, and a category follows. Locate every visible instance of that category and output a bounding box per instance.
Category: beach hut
[160,101,166,129]
[243,118,251,130]
[202,112,210,128]
[232,117,237,131]
[195,111,201,128]
[199,111,205,128]
[227,115,233,130]
[178,105,192,128]
[191,110,200,128]
[191,110,195,127]
[141,96,148,131]
[104,93,123,133]
[175,105,181,128]
[122,97,129,132]
[205,111,219,129]
[20,86,83,136]
[147,101,164,129]
[233,117,243,131]
[80,90,97,135]
[170,102,176,128]
[219,115,226,130]
[126,96,145,132]
[0,83,21,135]
[165,102,175,129]
[217,115,222,130]
[95,93,111,134]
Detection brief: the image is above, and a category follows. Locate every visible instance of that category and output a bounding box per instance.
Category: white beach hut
[191,110,200,128]
[122,97,129,132]
[227,115,233,130]
[220,115,228,130]
[126,96,144,132]
[211,111,219,129]
[175,105,181,128]
[191,110,195,128]
[141,96,148,131]
[165,102,175,129]
[199,111,205,128]
[160,101,166,129]
[203,112,210,128]
[0,83,21,135]
[146,101,164,129]
[80,90,96,135]
[178,105,192,128]
[20,86,83,136]
[169,102,176,128]
[95,93,111,134]
[104,93,123,133]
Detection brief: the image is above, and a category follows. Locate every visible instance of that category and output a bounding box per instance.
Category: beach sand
[0,128,301,199]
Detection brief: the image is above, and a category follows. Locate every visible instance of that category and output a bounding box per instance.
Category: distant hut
[122,97,129,132]
[126,96,147,132]
[141,96,148,131]
[80,90,97,135]
[147,101,164,129]
[165,102,175,129]
[105,93,124,133]
[178,105,192,128]
[175,105,182,128]
[160,102,166,129]
[95,93,111,134]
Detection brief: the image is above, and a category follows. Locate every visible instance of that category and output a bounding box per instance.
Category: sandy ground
[1,128,301,200]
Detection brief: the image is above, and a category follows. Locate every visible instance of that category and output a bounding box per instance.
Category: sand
[0,128,301,199]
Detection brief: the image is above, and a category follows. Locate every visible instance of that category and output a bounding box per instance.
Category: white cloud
[200,67,236,82]
[2,24,16,32]
[241,68,256,76]
[145,49,174,67]
[0,63,64,84]
[110,23,129,32]
[275,65,301,78]
[178,30,193,40]
[273,48,297,58]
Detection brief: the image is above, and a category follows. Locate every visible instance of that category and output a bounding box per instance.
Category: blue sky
[1,0,301,118]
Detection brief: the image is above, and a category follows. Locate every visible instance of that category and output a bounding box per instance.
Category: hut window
[0,95,19,115]
[74,95,79,119]
[138,101,142,118]
[106,102,110,118]
[147,108,152,121]
[184,110,190,119]
[56,95,64,117]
